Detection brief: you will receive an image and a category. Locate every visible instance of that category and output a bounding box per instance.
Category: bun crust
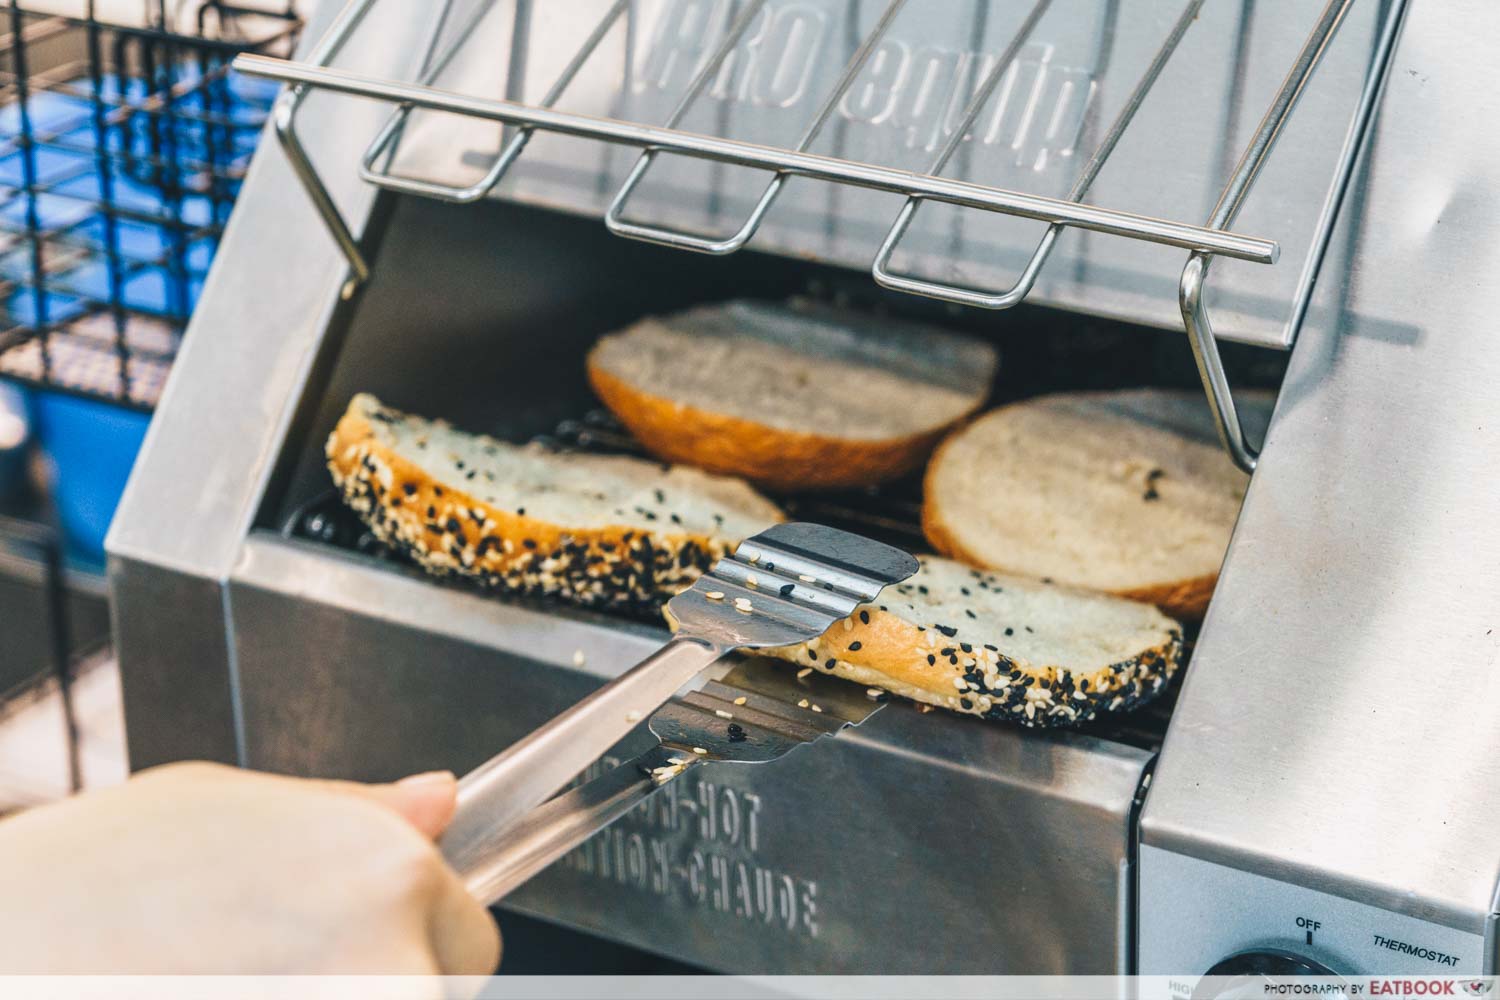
[587,363,948,492]
[327,395,783,614]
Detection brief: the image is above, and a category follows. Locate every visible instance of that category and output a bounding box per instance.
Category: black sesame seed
[807,649,817,661]
[403,483,417,496]
[927,655,936,665]
[523,539,537,549]
[964,610,976,619]
[848,641,862,651]
[516,508,526,516]
[936,625,957,638]
[426,505,436,518]
[446,518,461,533]
[825,658,836,670]
[960,643,972,653]
[433,487,443,497]
[1004,627,1014,636]
[780,583,795,597]
[859,610,870,624]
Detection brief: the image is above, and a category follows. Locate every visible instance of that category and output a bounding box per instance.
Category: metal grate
[236,0,1407,473]
[0,2,300,409]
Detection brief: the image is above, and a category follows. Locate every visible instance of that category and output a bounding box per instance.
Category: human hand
[0,761,500,974]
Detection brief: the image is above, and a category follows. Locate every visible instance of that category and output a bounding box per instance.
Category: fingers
[359,771,460,840]
[426,861,503,976]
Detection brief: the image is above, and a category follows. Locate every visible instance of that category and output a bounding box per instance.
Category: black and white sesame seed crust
[754,563,1183,728]
[327,396,785,614]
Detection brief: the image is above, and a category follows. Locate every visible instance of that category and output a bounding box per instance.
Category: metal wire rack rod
[868,0,1052,299]
[874,0,1205,309]
[1181,0,1406,473]
[601,0,770,250]
[236,53,1281,273]
[604,0,909,255]
[360,0,632,204]
[269,0,380,292]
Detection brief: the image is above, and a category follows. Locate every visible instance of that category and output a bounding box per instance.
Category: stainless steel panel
[381,0,1391,347]
[1142,0,1500,949]
[1139,847,1489,975]
[228,533,1150,973]
[105,1,435,766]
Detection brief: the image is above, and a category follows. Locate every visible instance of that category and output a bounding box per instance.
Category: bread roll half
[327,394,784,614]
[588,300,998,492]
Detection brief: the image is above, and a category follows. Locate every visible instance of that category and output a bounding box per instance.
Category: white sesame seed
[798,574,816,582]
[811,704,823,713]
[692,747,707,755]
[705,591,725,601]
[953,677,968,691]
[796,667,812,679]
[746,574,759,588]
[866,688,885,700]
[797,698,810,709]
[572,649,587,667]
[734,597,753,612]
[733,696,747,706]
[714,709,733,719]
[841,619,853,632]
[625,709,642,723]
[747,553,759,564]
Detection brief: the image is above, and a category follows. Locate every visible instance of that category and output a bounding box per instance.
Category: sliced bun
[756,555,1182,727]
[587,299,998,492]
[327,394,784,614]
[924,388,1274,619]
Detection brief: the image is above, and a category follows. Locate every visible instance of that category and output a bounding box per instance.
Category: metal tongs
[439,522,918,905]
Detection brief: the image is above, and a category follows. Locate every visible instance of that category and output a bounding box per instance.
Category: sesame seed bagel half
[327,394,785,614]
[586,299,998,492]
[923,388,1275,620]
[754,555,1183,728]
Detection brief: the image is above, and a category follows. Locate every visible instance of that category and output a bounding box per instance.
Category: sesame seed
[572,649,586,667]
[733,696,747,706]
[715,709,734,719]
[705,591,725,600]
[734,597,753,612]
[798,574,816,582]
[797,667,812,679]
[625,710,642,723]
[811,704,823,713]
[797,699,810,709]
[691,747,707,755]
[866,688,885,700]
[746,574,759,588]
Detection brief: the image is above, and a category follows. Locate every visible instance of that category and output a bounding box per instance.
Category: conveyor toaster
[106,0,1500,978]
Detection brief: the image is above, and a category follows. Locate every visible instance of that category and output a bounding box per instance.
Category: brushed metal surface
[379,0,1390,347]
[103,1,443,766]
[227,533,1150,973]
[1139,847,1488,976]
[1142,0,1500,945]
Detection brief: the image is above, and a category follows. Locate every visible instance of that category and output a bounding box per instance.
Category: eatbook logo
[1460,982,1493,997]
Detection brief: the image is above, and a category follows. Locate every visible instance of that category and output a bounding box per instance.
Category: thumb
[352,770,460,840]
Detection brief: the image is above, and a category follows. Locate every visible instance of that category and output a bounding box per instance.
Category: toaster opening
[254,191,1289,752]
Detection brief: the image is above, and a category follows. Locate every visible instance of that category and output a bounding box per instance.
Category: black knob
[1195,951,1339,1000]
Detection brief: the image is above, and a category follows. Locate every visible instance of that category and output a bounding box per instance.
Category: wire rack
[0,2,301,410]
[236,0,1408,472]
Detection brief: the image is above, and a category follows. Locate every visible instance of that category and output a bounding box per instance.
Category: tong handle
[463,746,700,906]
[440,636,722,894]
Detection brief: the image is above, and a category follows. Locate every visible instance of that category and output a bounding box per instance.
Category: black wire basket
[0,2,301,410]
